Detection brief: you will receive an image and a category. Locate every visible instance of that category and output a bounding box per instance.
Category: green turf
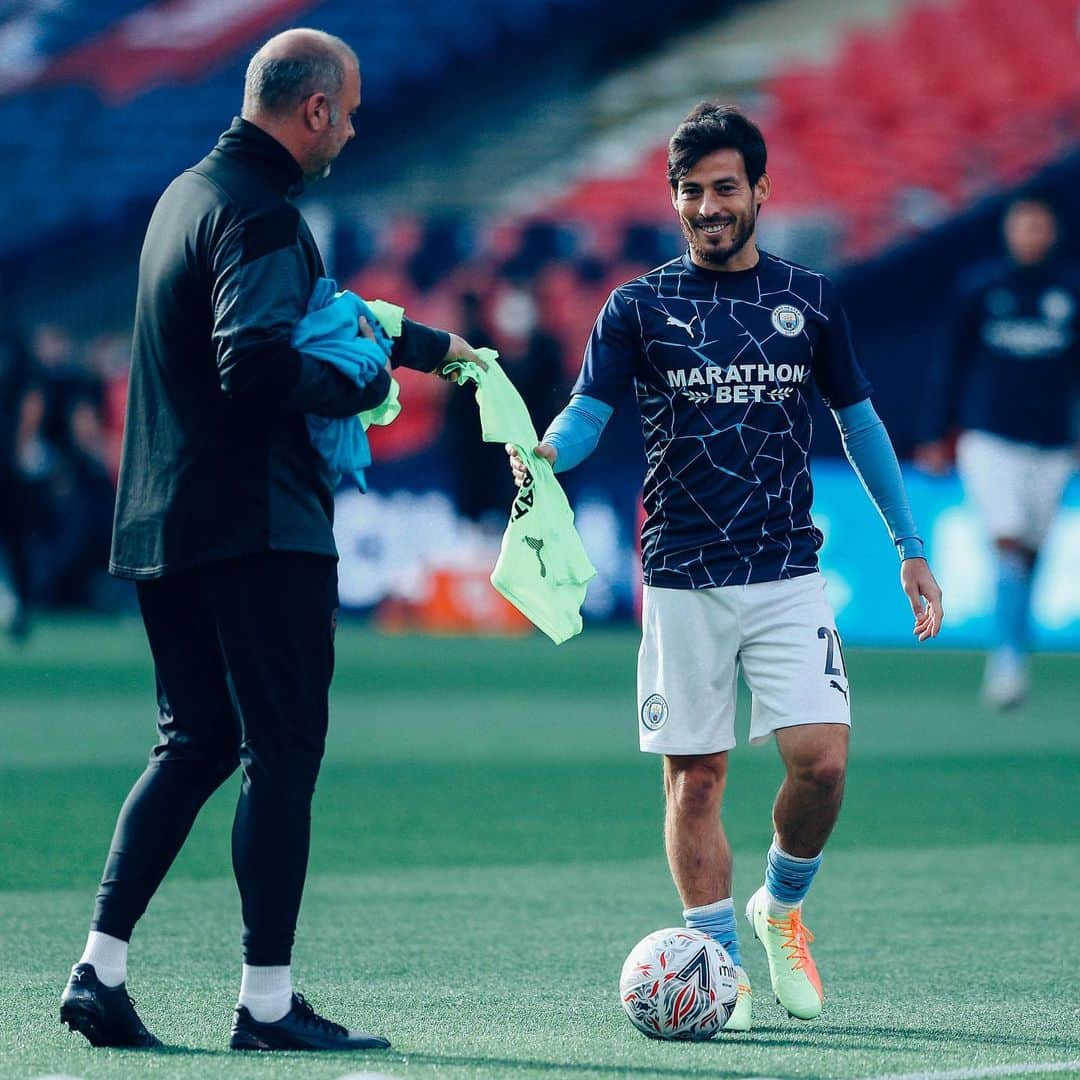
[1,618,1078,1079]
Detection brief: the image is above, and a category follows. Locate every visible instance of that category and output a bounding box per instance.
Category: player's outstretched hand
[438,333,488,382]
[901,557,943,641]
[506,443,557,488]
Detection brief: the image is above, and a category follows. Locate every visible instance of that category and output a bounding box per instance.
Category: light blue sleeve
[833,399,925,561]
[542,394,614,474]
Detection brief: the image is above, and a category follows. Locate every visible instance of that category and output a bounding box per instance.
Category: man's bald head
[243,29,357,120]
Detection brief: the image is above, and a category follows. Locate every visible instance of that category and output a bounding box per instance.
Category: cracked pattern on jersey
[580,252,869,589]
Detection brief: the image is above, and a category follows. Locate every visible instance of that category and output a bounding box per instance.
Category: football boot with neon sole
[721,965,752,1031]
[746,885,823,1020]
[60,963,161,1048]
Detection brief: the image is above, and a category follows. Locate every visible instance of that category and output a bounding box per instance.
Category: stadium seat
[0,0,619,262]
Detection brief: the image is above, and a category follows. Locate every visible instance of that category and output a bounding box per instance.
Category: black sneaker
[229,992,390,1051]
[59,963,161,1048]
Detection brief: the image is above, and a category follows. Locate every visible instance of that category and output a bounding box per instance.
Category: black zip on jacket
[110,118,449,579]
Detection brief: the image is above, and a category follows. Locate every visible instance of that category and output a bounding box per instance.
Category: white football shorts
[956,429,1074,550]
[637,572,851,756]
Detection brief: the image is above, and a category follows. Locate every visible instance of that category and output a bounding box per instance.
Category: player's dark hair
[1005,191,1059,219]
[667,103,767,189]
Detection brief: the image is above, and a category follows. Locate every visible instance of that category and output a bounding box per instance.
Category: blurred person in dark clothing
[444,289,502,520]
[30,388,116,609]
[31,324,104,452]
[12,324,117,612]
[916,196,1078,708]
[59,28,481,1054]
[445,284,567,523]
[0,328,36,641]
[495,286,567,431]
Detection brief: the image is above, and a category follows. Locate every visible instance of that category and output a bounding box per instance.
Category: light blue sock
[765,837,822,912]
[994,550,1032,657]
[684,898,741,967]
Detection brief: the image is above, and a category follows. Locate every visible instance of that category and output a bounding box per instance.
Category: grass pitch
[1,618,1078,1080]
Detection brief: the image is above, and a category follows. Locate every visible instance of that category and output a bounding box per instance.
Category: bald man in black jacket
[60,28,479,1053]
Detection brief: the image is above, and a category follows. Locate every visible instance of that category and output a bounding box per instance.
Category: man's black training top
[110,119,448,579]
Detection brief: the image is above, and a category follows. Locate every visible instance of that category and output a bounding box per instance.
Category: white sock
[766,893,801,918]
[79,930,128,988]
[238,964,293,1023]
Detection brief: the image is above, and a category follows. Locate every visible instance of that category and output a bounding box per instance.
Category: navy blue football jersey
[923,258,1080,448]
[574,251,872,588]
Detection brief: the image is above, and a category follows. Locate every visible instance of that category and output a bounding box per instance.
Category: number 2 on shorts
[817,626,846,677]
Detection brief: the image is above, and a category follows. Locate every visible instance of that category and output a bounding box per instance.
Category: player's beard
[682,205,756,267]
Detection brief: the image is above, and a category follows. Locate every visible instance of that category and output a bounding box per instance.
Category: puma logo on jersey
[666,313,699,338]
[829,679,849,703]
[524,536,547,577]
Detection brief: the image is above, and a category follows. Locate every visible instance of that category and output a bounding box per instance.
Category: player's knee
[665,757,726,815]
[796,753,846,798]
[151,740,237,790]
[995,537,1037,566]
[209,754,239,787]
[240,734,324,789]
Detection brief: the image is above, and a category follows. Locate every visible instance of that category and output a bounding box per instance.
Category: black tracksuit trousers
[91,552,338,966]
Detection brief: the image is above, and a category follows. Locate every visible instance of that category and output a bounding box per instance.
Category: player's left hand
[901,557,943,641]
[506,442,557,488]
[438,334,488,382]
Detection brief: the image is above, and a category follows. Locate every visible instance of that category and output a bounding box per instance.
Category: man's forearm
[542,394,613,473]
[220,341,387,418]
[834,399,925,560]
[390,318,450,373]
[288,354,390,418]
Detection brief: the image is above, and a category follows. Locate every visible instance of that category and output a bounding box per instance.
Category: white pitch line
[331,1061,1080,1080]
[865,1062,1080,1080]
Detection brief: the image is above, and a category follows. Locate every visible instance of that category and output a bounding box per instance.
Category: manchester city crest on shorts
[641,693,669,731]
[771,304,805,337]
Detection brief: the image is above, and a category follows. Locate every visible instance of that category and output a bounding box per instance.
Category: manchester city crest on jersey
[641,693,669,731]
[771,304,805,337]
[1041,288,1074,323]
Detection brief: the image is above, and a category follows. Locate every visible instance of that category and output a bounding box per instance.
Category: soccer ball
[619,928,738,1040]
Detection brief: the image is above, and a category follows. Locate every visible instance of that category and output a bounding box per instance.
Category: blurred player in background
[917,197,1078,708]
[509,103,942,1030]
[446,285,567,525]
[59,28,480,1053]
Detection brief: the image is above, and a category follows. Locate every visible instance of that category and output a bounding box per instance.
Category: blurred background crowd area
[0,0,1078,642]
